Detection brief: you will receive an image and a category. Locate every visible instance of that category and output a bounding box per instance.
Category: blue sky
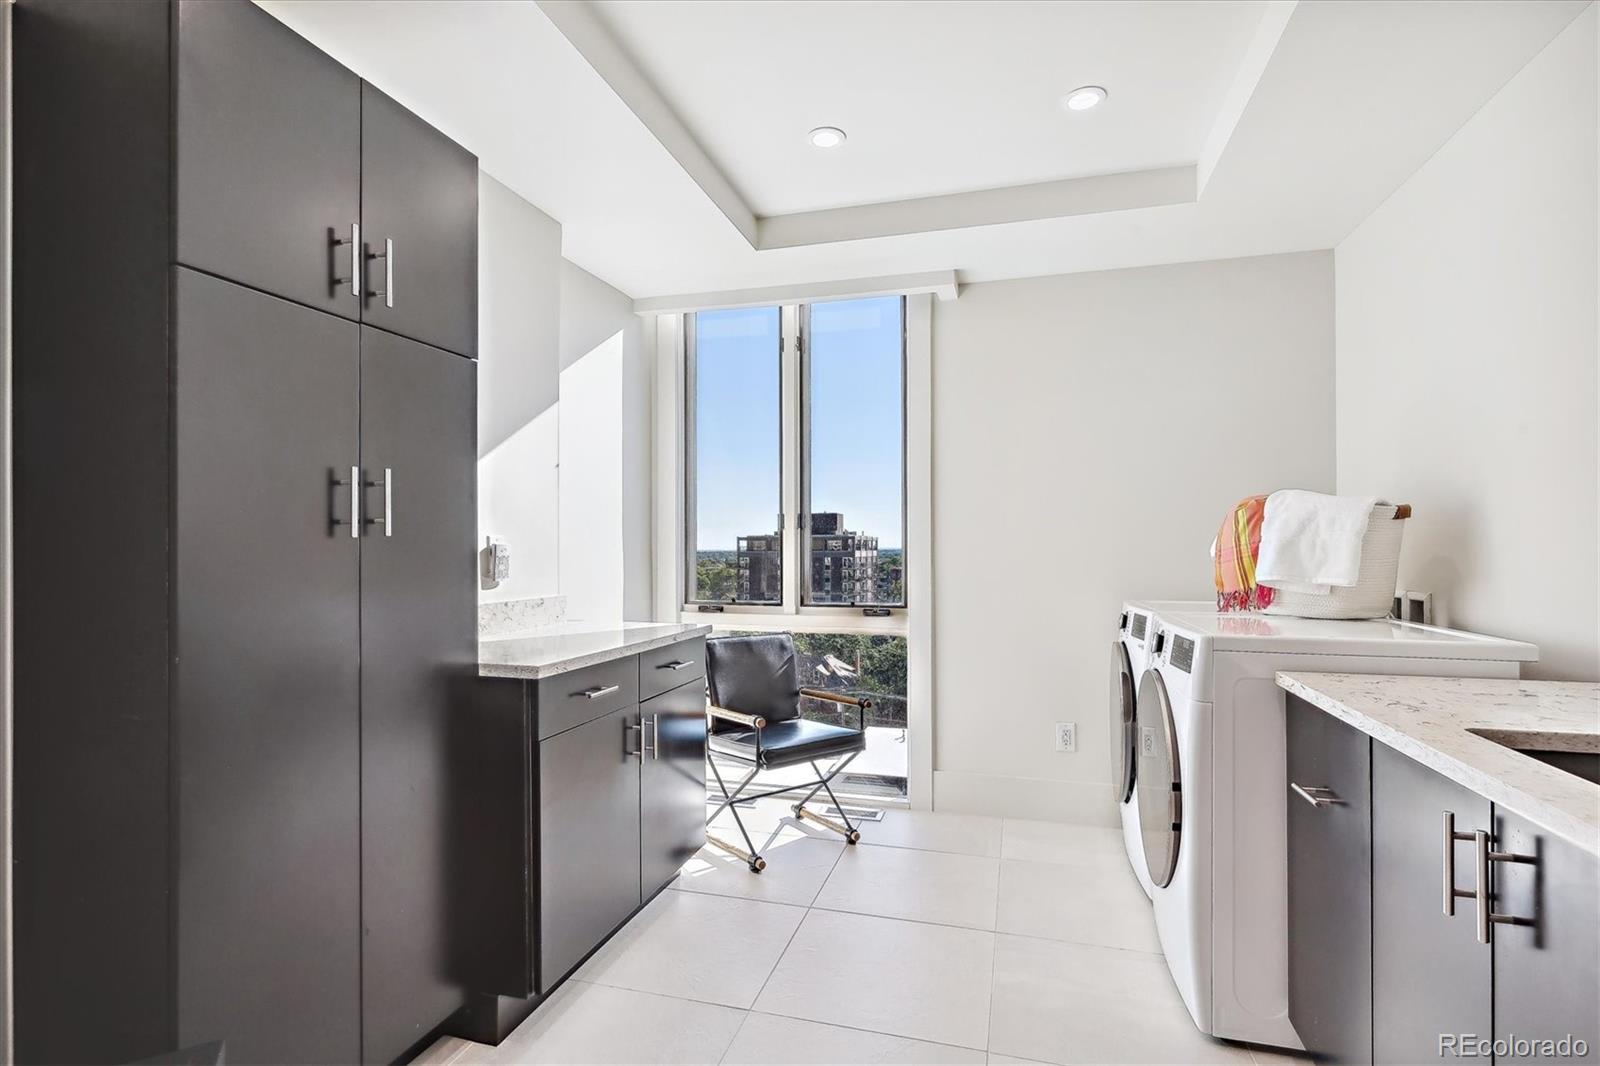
[694,296,903,551]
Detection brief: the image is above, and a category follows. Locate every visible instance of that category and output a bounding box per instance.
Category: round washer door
[1111,642,1136,803]
[1135,669,1182,889]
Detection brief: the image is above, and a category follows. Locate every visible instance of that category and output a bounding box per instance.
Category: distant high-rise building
[736,534,782,603]
[808,512,879,604]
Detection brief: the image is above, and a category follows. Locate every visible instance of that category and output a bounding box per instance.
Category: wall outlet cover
[1054,721,1077,753]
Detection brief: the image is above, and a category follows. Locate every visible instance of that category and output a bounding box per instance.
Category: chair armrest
[799,689,871,731]
[707,705,766,729]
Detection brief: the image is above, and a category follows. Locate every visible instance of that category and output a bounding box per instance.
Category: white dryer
[1113,600,1213,898]
[1135,612,1538,1048]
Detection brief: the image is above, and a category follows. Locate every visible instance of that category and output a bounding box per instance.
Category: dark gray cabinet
[175,0,361,320]
[1493,808,1600,1064]
[361,84,479,358]
[1286,699,1599,1066]
[540,706,644,987]
[641,681,711,897]
[14,1,477,1062]
[451,640,708,1045]
[358,329,479,1063]
[1285,695,1372,1064]
[1372,743,1493,1063]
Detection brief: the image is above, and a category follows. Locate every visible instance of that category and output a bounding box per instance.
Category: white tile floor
[419,801,1311,1066]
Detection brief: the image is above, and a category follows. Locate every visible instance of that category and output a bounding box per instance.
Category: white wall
[558,260,654,622]
[1336,7,1599,682]
[930,252,1336,822]
[477,174,563,603]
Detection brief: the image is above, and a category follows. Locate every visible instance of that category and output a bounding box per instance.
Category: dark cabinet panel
[1285,695,1372,1064]
[540,707,642,989]
[537,656,639,741]
[1493,808,1599,1064]
[360,83,477,357]
[641,677,709,898]
[175,0,360,318]
[173,269,361,1064]
[1372,744,1491,1065]
[359,329,478,1063]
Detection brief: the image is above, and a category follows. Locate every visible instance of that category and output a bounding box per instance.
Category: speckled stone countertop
[479,622,712,681]
[1278,672,1600,857]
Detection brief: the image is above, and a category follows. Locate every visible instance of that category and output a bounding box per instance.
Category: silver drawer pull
[1443,811,1478,916]
[1290,783,1345,808]
[581,684,620,700]
[1471,828,1536,944]
[331,222,360,297]
[659,660,694,671]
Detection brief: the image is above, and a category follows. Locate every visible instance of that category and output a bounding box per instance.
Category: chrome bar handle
[1290,783,1345,808]
[641,715,660,760]
[659,660,694,671]
[582,684,621,700]
[332,223,359,297]
[361,468,392,537]
[1443,812,1477,916]
[367,237,393,308]
[1471,829,1537,944]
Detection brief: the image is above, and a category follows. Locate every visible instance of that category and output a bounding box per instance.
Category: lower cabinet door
[640,680,709,898]
[1372,743,1492,1064]
[540,706,642,988]
[1492,807,1599,1064]
[1285,696,1372,1063]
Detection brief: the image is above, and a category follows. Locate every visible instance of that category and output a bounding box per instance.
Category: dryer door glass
[1135,669,1182,888]
[1111,642,1136,803]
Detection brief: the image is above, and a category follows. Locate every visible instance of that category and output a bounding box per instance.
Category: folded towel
[1255,490,1378,592]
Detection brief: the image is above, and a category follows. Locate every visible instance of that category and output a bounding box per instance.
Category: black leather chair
[704,632,870,872]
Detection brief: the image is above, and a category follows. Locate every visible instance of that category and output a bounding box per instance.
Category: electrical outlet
[1054,721,1077,753]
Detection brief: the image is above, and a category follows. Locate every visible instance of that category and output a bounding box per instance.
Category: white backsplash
[479,595,567,640]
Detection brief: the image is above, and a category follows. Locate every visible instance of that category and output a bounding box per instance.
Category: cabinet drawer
[638,637,705,701]
[536,658,638,741]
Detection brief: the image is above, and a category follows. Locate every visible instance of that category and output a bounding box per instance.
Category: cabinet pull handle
[659,660,694,671]
[331,223,361,297]
[642,714,661,759]
[1471,829,1536,944]
[624,721,642,758]
[361,468,393,537]
[581,684,620,700]
[1443,811,1477,916]
[367,237,394,308]
[329,465,360,539]
[1290,783,1344,808]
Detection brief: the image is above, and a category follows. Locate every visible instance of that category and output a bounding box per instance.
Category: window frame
[798,296,909,608]
[681,306,786,608]
[681,298,909,615]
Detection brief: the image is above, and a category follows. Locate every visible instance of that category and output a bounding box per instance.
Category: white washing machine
[1113,600,1215,899]
[1135,611,1538,1049]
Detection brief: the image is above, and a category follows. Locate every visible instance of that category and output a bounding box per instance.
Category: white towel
[1255,490,1378,594]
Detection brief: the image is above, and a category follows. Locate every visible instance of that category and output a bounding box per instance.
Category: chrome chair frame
[705,688,872,873]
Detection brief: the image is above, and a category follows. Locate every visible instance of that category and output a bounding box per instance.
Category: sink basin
[1469,728,1600,786]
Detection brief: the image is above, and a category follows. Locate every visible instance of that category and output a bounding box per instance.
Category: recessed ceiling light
[1063,86,1108,112]
[808,126,847,149]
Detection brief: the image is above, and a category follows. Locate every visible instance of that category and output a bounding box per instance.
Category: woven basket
[1261,504,1407,620]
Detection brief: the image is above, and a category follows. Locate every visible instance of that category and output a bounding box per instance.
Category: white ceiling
[589,0,1267,215]
[259,0,1590,302]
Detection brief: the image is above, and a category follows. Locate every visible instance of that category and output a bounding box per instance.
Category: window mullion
[779,304,802,615]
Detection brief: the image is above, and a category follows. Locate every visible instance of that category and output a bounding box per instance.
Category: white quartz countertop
[1277,672,1600,857]
[480,622,712,680]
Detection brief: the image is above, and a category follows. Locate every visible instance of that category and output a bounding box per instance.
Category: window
[683,296,907,611]
[685,307,782,604]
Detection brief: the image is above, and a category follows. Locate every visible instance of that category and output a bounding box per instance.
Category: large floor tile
[412,1036,483,1065]
[861,809,1003,857]
[754,910,995,1050]
[708,796,833,848]
[1000,819,1128,867]
[676,834,845,907]
[483,981,745,1064]
[721,1012,986,1065]
[814,844,999,929]
[1246,1047,1314,1064]
[989,935,1252,1064]
[577,890,806,1008]
[995,858,1160,953]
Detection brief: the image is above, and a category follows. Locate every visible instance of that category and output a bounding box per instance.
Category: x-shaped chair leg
[791,753,862,844]
[706,757,767,872]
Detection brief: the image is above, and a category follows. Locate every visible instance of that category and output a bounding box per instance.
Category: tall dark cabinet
[14,1,478,1062]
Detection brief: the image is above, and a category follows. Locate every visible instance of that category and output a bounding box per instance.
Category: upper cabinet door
[175,0,361,319]
[360,84,478,357]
